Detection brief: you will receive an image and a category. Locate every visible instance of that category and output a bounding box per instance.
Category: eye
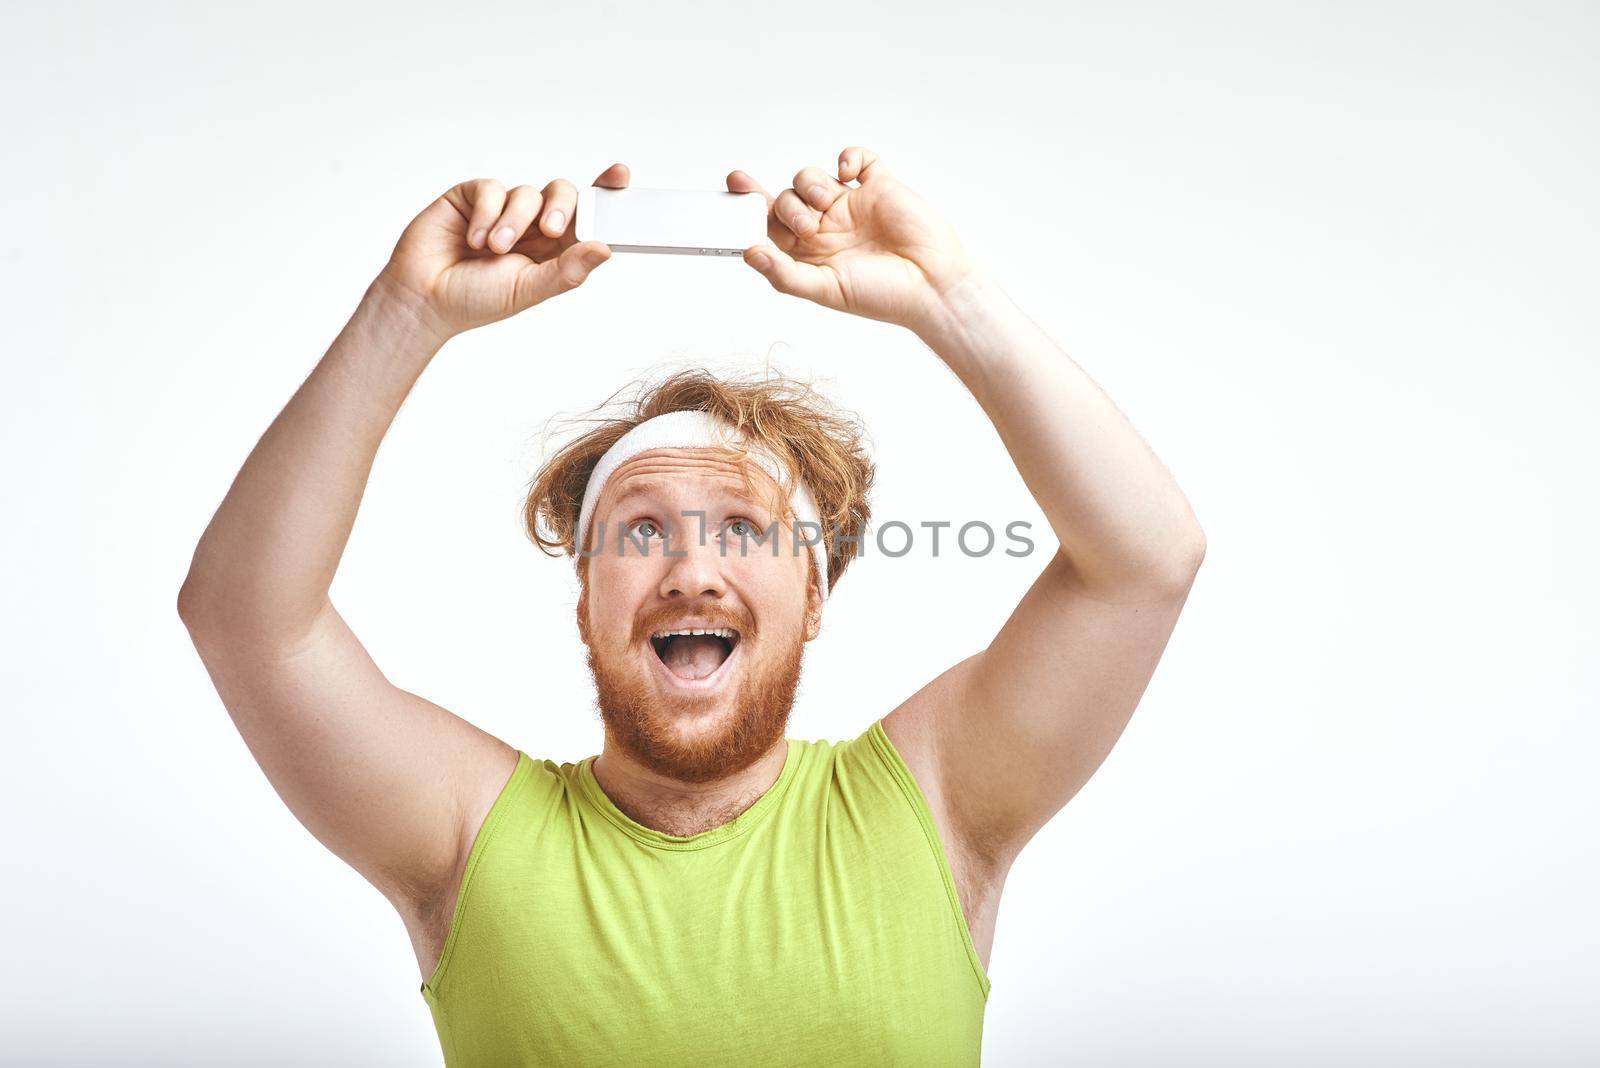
[723,517,760,541]
[629,519,663,540]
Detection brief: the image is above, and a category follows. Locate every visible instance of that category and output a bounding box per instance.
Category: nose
[659,530,728,600]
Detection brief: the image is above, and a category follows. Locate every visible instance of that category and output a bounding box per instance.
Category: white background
[4,1,1596,1064]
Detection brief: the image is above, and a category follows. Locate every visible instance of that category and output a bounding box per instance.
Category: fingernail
[749,251,771,270]
[470,227,487,247]
[805,186,826,203]
[548,210,565,231]
[582,248,607,267]
[492,226,514,250]
[792,214,810,232]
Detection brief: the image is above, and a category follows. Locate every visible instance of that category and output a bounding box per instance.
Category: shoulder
[881,699,1018,891]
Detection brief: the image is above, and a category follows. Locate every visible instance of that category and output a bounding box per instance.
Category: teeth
[651,627,738,641]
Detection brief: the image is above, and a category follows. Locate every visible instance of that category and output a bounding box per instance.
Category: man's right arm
[177,275,515,918]
[177,171,626,936]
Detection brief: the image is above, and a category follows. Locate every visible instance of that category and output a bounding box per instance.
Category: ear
[802,565,824,642]
[575,569,593,647]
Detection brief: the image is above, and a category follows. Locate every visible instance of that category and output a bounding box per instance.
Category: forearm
[179,276,448,642]
[914,269,1205,594]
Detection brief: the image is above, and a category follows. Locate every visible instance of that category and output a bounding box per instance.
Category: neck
[590,738,790,837]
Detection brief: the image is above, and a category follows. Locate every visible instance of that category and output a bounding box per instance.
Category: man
[179,146,1205,1065]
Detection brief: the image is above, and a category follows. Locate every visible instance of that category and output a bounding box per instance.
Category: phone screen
[581,188,767,255]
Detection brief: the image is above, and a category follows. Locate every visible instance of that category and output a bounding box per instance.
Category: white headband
[574,410,829,605]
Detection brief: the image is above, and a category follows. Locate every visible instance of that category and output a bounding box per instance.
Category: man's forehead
[598,447,784,508]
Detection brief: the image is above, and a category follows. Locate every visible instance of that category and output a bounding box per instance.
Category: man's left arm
[732,146,1205,869]
[888,268,1206,867]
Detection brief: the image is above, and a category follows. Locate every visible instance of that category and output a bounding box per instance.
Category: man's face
[578,447,823,784]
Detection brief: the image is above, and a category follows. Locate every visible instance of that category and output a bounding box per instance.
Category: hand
[728,147,978,333]
[376,164,629,341]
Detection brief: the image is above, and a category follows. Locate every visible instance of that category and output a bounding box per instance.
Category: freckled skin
[580,449,824,807]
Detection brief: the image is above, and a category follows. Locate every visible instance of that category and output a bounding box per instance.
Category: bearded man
[179,147,1205,1066]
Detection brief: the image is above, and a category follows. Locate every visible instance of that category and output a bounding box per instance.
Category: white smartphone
[575,187,768,256]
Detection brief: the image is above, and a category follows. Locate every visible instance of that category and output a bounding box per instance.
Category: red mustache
[632,603,754,645]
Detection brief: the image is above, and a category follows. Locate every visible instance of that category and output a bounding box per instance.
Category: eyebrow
[605,478,771,515]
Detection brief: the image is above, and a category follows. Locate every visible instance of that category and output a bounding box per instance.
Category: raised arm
[177,166,626,973]
[897,267,1205,861]
[730,147,1205,873]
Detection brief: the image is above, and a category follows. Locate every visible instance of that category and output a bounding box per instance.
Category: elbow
[1153,528,1206,592]
[176,575,206,626]
[1170,503,1207,574]
[177,575,328,648]
[177,571,229,629]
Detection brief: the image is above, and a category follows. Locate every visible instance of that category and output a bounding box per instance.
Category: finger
[512,241,612,311]
[464,178,508,250]
[593,162,630,189]
[538,178,578,239]
[743,243,843,307]
[728,171,797,251]
[486,184,545,254]
[726,169,774,207]
[793,166,849,212]
[774,188,820,237]
[838,147,891,185]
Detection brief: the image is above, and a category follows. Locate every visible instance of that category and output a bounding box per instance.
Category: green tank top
[420,716,991,1065]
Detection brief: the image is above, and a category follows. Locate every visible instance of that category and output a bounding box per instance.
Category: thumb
[513,241,611,310]
[743,244,841,308]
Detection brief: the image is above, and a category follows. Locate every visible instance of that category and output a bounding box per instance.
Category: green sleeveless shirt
[420,716,991,1066]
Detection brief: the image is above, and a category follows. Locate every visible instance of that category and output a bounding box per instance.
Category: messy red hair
[523,367,874,594]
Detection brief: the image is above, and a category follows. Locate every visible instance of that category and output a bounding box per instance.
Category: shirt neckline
[576,739,801,851]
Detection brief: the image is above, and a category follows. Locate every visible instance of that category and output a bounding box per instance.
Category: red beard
[585,611,805,784]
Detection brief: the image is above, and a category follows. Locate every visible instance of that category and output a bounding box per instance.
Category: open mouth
[649,627,740,683]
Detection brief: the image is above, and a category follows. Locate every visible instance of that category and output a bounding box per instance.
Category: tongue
[661,635,728,680]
